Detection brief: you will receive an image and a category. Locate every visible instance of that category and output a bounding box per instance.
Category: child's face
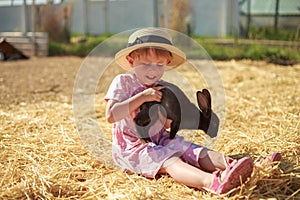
[128,49,169,86]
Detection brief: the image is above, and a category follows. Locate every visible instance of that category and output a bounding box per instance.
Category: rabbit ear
[196,89,211,111]
[202,89,211,107]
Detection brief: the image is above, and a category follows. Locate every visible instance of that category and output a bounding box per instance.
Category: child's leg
[162,158,214,189]
[162,155,254,194]
[198,149,235,172]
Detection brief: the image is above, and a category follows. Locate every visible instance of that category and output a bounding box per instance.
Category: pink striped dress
[104,73,205,178]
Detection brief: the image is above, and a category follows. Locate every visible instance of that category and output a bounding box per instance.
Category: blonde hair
[129,47,173,61]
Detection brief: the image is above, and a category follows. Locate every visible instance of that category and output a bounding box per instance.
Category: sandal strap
[223,155,235,167]
[210,170,222,191]
[258,152,282,166]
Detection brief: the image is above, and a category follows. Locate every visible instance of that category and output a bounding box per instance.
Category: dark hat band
[127,35,173,47]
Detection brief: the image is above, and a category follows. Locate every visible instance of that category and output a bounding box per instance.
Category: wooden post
[274,0,279,33]
[22,0,28,34]
[246,0,251,38]
[163,0,169,28]
[83,0,89,34]
[104,0,109,33]
[31,0,36,56]
[153,0,159,27]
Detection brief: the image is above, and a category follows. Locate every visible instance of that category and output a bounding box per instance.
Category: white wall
[191,0,239,37]
[70,0,88,34]
[70,0,239,36]
[0,0,240,37]
[71,0,155,35]
[108,0,155,33]
[0,5,27,32]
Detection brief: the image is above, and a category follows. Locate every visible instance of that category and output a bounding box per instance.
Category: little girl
[104,27,254,195]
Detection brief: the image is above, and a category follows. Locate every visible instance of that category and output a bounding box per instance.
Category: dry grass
[0,57,299,199]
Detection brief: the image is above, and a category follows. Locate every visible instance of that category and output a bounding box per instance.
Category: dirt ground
[0,56,299,199]
[0,56,82,105]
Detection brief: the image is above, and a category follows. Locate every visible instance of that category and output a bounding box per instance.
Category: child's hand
[141,86,165,103]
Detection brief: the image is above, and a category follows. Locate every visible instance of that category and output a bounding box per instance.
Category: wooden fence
[203,38,300,48]
[0,32,48,57]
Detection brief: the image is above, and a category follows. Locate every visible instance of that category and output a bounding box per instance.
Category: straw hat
[115,28,186,71]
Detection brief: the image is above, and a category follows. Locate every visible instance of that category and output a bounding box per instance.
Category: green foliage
[49,34,125,57]
[199,42,300,64]
[49,35,105,57]
[248,26,300,41]
[48,41,67,56]
[49,33,300,65]
[202,44,238,60]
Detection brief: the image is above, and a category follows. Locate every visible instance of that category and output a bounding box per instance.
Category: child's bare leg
[198,149,235,172]
[162,159,214,189]
[160,154,253,194]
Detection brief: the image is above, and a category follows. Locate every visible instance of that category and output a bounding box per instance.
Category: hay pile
[0,57,299,199]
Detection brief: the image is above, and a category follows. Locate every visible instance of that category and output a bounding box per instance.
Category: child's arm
[106,86,165,123]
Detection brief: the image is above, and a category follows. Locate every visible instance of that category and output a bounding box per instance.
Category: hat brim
[115,43,186,71]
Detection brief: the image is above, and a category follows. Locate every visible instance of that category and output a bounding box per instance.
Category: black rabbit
[133,82,219,142]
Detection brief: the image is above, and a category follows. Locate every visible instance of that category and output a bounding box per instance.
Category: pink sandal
[258,152,282,167]
[210,157,254,194]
